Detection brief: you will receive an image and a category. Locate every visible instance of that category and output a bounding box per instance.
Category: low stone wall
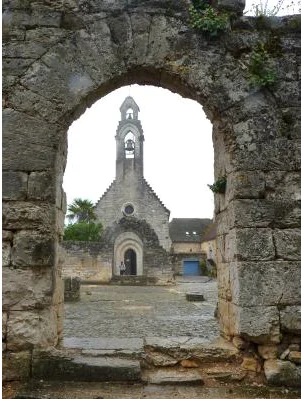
[61,242,112,283]
[64,277,80,302]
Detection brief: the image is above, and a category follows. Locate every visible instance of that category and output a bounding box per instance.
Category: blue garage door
[183,260,199,276]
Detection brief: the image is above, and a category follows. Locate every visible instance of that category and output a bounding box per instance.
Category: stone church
[94,96,173,281]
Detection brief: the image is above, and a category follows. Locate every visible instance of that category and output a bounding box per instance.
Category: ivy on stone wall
[189,2,229,37]
[248,42,277,88]
[208,176,227,194]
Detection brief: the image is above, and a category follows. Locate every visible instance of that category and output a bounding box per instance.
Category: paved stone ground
[63,277,219,342]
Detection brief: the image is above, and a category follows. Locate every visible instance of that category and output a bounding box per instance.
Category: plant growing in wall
[208,176,227,194]
[189,1,229,37]
[248,42,277,88]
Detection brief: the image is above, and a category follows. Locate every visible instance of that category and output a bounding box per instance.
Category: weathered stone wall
[2,0,301,384]
[61,242,112,282]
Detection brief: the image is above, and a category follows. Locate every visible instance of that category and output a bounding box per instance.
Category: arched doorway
[114,232,143,276]
[124,248,137,275]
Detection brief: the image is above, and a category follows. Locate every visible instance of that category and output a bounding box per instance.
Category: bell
[125,139,135,152]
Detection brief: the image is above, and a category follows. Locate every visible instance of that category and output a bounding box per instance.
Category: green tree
[67,198,97,223]
[63,221,103,241]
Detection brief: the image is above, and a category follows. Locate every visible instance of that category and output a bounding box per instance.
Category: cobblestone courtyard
[63,277,219,342]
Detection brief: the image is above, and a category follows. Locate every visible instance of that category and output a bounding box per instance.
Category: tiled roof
[200,222,217,242]
[169,218,212,242]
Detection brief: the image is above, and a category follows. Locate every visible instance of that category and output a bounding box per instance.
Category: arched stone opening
[3,0,301,383]
[114,231,143,276]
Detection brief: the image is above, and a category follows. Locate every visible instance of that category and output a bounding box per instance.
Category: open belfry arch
[2,0,301,383]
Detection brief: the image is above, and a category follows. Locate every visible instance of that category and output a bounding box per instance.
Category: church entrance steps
[11,338,301,397]
[62,337,144,360]
[142,368,205,385]
[32,347,141,382]
[50,336,243,385]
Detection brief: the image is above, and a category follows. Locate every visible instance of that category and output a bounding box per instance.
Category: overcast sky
[63,85,214,219]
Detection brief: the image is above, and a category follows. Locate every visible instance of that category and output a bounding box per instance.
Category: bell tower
[116,96,144,180]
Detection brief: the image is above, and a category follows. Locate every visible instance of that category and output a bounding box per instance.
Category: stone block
[258,345,278,360]
[241,356,261,372]
[2,351,31,381]
[218,299,236,338]
[2,242,11,267]
[232,304,280,344]
[289,351,301,364]
[264,359,301,387]
[235,139,300,171]
[64,277,81,302]
[32,348,141,381]
[145,352,178,367]
[227,228,275,262]
[180,359,198,368]
[3,108,58,171]
[2,230,13,242]
[3,312,8,343]
[274,229,301,260]
[280,306,301,334]
[7,308,58,351]
[232,336,247,350]
[146,369,204,385]
[2,201,54,232]
[227,171,265,201]
[217,263,231,301]
[28,171,56,201]
[2,266,53,311]
[2,171,28,200]
[229,200,275,228]
[230,261,301,307]
[264,171,301,202]
[12,231,55,267]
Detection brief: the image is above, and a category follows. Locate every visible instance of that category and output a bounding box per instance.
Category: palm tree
[67,198,97,224]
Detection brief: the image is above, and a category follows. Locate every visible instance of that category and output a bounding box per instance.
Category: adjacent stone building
[169,218,212,275]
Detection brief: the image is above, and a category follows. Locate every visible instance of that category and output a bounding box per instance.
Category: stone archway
[3,0,301,382]
[114,231,143,276]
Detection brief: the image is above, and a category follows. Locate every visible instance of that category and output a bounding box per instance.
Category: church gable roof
[142,178,170,216]
[169,218,212,242]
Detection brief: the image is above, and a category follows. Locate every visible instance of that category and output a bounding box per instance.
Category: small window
[123,204,134,216]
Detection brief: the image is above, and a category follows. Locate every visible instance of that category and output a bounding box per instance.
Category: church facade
[94,97,172,281]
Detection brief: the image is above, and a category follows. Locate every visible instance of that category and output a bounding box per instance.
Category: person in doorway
[119,261,126,276]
